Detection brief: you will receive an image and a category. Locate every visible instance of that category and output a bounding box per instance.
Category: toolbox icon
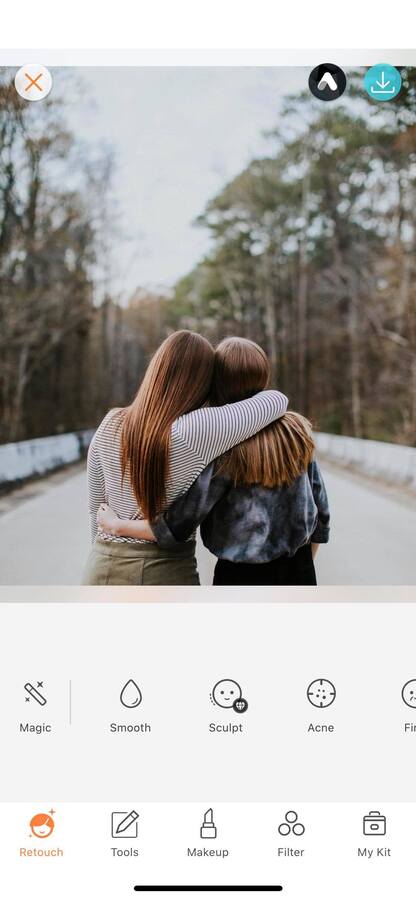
[363,811,387,836]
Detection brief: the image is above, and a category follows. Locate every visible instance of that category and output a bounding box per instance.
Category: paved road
[0,466,415,585]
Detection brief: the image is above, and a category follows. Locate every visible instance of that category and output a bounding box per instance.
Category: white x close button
[15,64,53,102]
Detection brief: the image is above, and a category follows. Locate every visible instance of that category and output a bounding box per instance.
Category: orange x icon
[15,65,53,102]
[24,71,44,93]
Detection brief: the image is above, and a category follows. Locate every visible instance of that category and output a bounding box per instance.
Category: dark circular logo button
[308,64,347,101]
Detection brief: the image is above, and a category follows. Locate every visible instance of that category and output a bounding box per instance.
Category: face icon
[211,679,242,709]
[402,680,416,708]
[30,813,55,839]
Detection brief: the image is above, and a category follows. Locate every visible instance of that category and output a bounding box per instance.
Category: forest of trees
[1,67,415,445]
[170,69,416,443]
[0,69,155,442]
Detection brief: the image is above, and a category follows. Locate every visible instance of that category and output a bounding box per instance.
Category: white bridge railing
[0,430,94,490]
[0,429,415,493]
[315,432,416,492]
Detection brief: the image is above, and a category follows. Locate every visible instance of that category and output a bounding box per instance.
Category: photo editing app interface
[0,55,416,899]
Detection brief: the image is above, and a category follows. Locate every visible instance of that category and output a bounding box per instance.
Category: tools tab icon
[111,810,139,838]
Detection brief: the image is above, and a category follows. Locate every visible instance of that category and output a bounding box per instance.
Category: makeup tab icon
[24,682,47,706]
[200,808,217,839]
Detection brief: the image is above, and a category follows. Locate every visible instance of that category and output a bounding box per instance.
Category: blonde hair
[212,337,314,487]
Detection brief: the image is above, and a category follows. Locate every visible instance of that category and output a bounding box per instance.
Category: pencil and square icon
[111,810,139,839]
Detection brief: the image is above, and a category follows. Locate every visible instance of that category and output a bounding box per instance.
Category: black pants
[213,543,317,586]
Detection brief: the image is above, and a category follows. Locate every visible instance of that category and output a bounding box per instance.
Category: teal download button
[364,64,402,101]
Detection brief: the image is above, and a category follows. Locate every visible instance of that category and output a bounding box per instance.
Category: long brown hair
[120,330,214,520]
[212,337,314,487]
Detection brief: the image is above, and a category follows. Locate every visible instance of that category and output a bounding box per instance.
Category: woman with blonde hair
[98,336,330,586]
[83,330,288,585]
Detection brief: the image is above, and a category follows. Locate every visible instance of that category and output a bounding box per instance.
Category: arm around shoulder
[176,389,289,467]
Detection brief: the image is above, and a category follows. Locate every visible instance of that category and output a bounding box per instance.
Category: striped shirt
[87,390,288,543]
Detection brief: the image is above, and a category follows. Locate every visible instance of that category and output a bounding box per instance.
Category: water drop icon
[120,679,142,708]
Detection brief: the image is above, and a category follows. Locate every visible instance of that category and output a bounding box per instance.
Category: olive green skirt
[82,537,200,586]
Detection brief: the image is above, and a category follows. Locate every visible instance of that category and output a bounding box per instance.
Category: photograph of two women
[0,66,415,588]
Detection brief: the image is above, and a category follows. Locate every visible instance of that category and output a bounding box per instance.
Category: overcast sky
[67,67,307,298]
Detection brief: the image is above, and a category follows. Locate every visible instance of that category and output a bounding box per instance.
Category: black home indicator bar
[134,888,283,893]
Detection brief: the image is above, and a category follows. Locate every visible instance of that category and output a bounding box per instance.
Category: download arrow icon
[376,72,390,89]
[364,64,402,101]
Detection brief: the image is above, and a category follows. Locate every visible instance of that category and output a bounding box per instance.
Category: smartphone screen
[0,51,415,899]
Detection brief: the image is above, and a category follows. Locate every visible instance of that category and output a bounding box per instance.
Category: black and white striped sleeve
[87,438,106,542]
[175,389,288,467]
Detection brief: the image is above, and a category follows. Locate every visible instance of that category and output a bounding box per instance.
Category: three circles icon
[278,810,305,837]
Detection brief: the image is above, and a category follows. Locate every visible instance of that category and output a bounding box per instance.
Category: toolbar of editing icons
[18,676,416,710]
[13,63,405,106]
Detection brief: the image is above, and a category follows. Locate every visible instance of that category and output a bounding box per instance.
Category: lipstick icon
[200,808,217,839]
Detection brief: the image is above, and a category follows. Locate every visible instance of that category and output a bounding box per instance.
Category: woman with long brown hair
[83,330,288,585]
[98,336,329,585]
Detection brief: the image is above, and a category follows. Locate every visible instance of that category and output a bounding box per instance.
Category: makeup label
[187,848,229,858]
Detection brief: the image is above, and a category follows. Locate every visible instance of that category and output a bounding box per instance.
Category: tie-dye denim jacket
[153,459,330,564]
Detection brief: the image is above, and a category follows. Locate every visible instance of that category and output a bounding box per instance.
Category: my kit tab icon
[363,811,386,836]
